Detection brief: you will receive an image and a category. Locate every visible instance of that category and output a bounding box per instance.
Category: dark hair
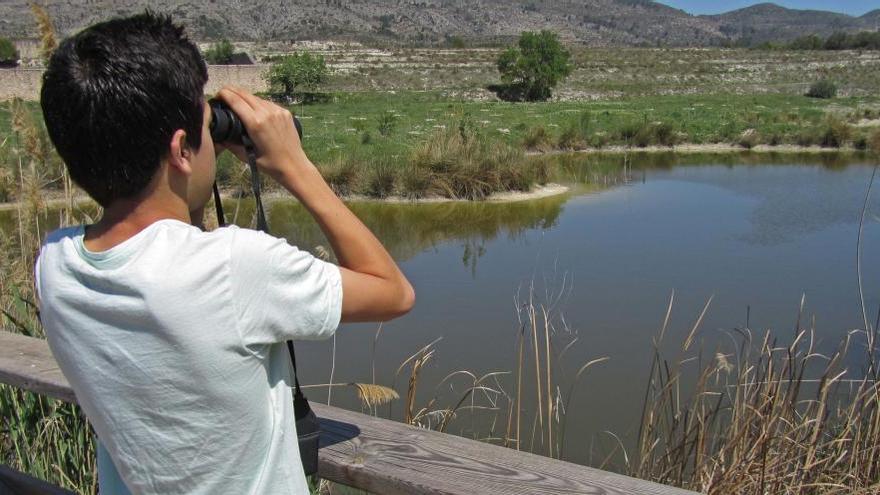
[40,12,208,207]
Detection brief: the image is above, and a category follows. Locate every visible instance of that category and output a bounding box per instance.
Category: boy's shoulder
[43,225,84,245]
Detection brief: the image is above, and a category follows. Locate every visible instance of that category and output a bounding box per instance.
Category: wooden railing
[0,331,700,494]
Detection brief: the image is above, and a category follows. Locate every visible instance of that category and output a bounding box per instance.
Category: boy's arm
[217,87,415,323]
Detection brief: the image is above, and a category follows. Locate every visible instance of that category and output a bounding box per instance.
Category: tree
[496,31,572,101]
[0,37,19,67]
[204,39,234,65]
[265,52,328,101]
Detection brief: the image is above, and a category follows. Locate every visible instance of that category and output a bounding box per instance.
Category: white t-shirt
[35,219,343,495]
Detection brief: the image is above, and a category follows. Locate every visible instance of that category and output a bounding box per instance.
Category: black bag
[212,140,321,476]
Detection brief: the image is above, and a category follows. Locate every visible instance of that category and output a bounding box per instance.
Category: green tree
[496,31,573,101]
[265,52,329,101]
[0,37,18,67]
[204,39,234,64]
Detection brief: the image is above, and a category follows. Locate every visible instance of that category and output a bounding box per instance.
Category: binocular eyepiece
[208,99,303,146]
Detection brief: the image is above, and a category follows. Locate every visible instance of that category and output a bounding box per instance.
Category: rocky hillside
[0,0,875,46]
[709,3,877,43]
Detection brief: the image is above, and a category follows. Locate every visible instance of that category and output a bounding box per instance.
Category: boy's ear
[168,129,193,176]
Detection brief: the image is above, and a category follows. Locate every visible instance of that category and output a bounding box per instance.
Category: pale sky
[659,1,878,17]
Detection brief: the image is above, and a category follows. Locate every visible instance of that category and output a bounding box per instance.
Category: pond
[5,152,880,467]
[282,153,880,466]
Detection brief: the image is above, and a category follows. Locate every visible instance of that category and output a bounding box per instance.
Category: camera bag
[212,139,321,476]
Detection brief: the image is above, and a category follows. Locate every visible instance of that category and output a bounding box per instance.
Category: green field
[2,46,879,201]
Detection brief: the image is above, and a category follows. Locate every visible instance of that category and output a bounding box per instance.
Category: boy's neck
[83,192,191,252]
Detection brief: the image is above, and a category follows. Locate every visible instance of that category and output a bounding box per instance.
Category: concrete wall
[0,65,270,101]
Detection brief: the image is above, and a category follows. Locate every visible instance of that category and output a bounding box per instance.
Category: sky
[659,1,878,17]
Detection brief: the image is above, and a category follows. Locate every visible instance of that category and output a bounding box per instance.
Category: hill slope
[710,3,872,43]
[0,1,874,46]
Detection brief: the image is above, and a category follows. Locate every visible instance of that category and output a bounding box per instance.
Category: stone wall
[0,65,270,101]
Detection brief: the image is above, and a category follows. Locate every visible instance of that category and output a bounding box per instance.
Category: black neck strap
[212,141,303,397]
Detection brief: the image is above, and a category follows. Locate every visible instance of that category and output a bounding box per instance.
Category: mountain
[710,3,872,43]
[862,9,880,25]
[0,1,875,46]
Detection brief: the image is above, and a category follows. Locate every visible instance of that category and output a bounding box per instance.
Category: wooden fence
[0,331,700,494]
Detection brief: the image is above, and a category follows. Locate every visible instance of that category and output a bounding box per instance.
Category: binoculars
[208,99,303,146]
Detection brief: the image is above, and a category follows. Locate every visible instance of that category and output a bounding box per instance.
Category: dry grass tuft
[631,292,880,494]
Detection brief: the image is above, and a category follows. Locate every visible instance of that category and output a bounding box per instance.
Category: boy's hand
[215,86,310,181]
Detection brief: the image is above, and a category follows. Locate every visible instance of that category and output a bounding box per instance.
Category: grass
[629,294,880,494]
[3,91,879,202]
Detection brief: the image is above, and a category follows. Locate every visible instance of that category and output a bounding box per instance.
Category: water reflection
[265,196,567,271]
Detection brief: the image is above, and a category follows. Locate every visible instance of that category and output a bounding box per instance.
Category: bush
[795,129,820,147]
[376,111,398,137]
[620,121,677,147]
[496,31,573,101]
[618,121,642,142]
[739,129,760,149]
[318,157,360,196]
[409,129,533,200]
[265,52,328,101]
[869,129,880,153]
[398,164,432,199]
[204,39,234,64]
[363,161,396,198]
[652,122,677,147]
[557,111,591,150]
[522,126,554,151]
[806,80,837,99]
[0,37,18,67]
[819,117,851,148]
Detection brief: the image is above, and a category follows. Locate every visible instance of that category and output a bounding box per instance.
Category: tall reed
[632,293,880,494]
[1,99,96,493]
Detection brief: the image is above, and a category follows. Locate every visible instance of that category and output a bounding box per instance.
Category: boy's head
[40,12,211,209]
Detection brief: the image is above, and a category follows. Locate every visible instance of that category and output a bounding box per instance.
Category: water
[280,154,880,465]
[6,153,880,466]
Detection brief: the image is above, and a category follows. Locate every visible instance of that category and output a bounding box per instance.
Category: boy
[35,12,414,495]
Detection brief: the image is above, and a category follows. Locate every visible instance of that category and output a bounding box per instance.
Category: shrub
[376,111,398,137]
[409,129,533,200]
[0,167,14,202]
[819,117,851,148]
[522,126,554,151]
[870,129,880,153]
[362,161,396,198]
[653,122,677,147]
[620,121,678,148]
[796,129,820,147]
[618,121,642,142]
[0,37,18,67]
[318,157,360,196]
[633,125,654,148]
[557,111,591,150]
[739,129,760,149]
[806,80,837,99]
[398,164,432,199]
[589,132,609,148]
[204,39,234,64]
